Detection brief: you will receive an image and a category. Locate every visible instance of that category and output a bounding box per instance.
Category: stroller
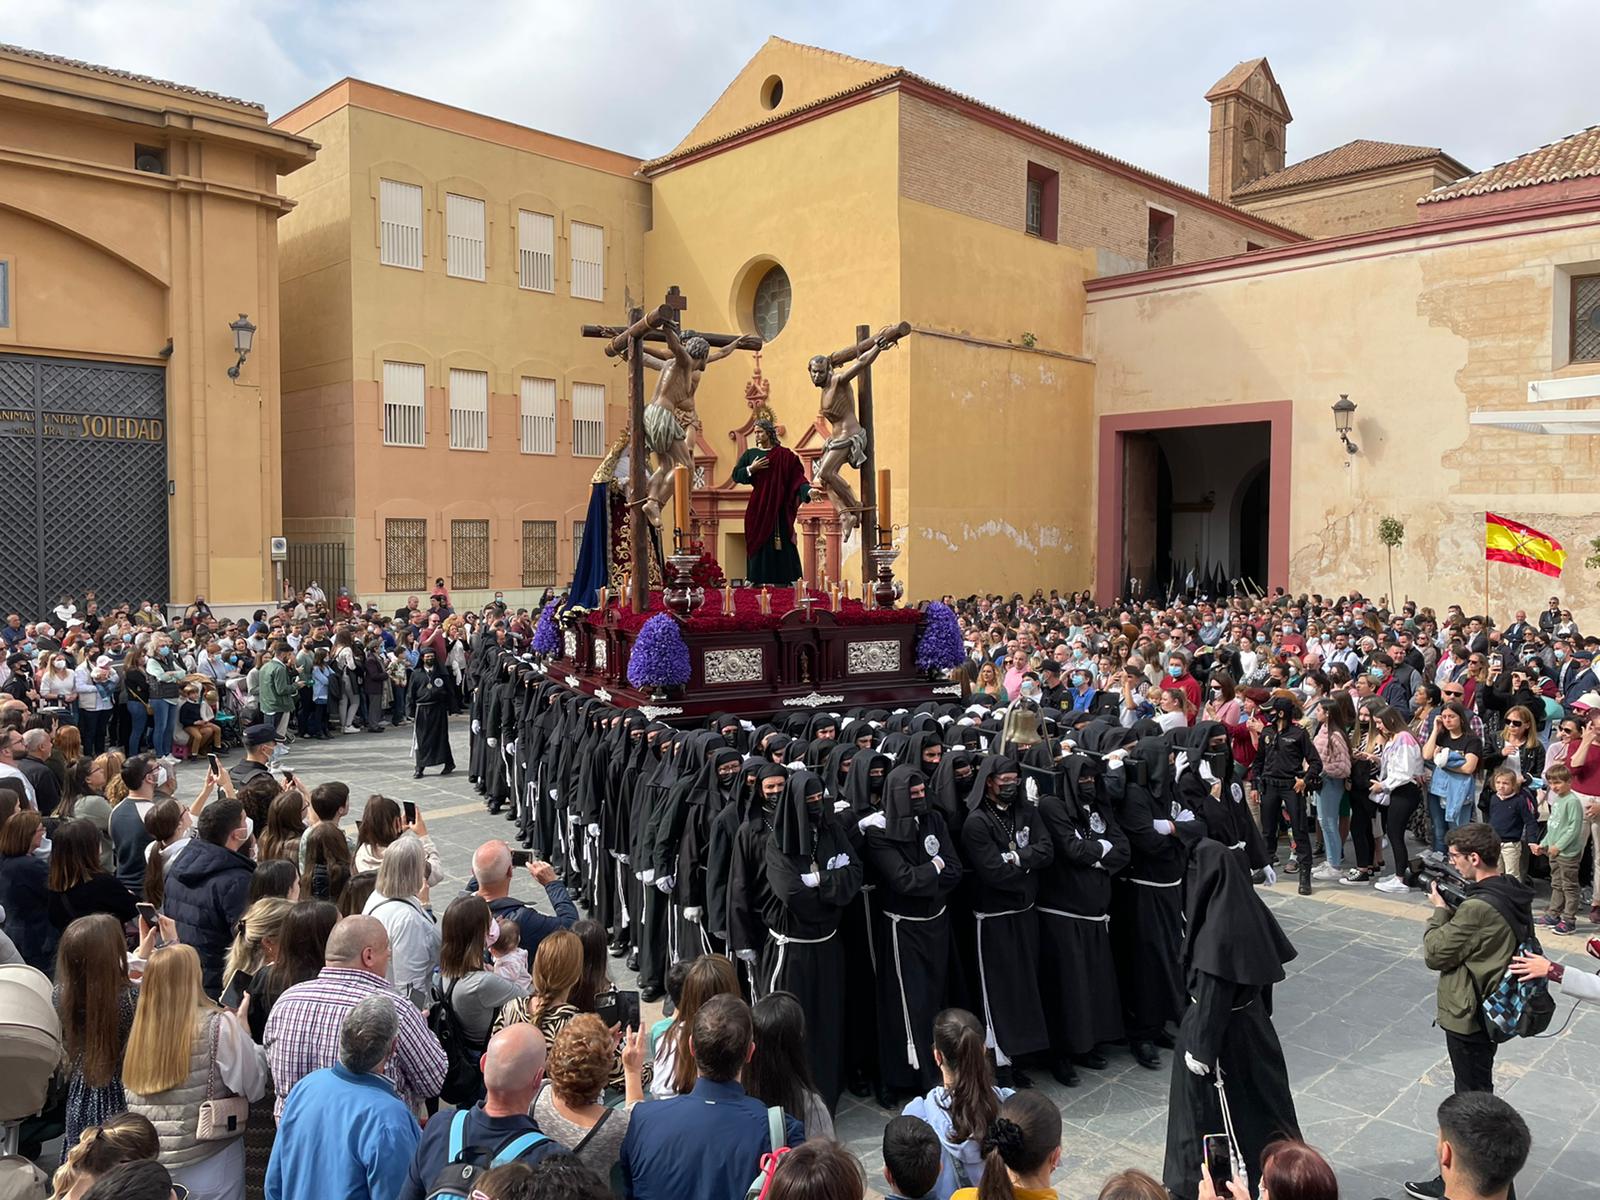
[215,676,256,751]
[0,964,63,1193]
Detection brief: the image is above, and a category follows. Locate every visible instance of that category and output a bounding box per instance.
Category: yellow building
[0,43,315,613]
[273,80,649,610]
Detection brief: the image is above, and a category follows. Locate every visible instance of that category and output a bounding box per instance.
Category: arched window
[1263,129,1280,174]
[1240,118,1258,183]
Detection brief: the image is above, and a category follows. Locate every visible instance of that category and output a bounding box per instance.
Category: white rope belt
[1124,877,1181,888]
[1037,906,1110,923]
[974,906,1032,1065]
[766,927,838,998]
[887,906,946,1070]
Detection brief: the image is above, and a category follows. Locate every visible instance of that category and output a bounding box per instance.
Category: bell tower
[1206,58,1291,200]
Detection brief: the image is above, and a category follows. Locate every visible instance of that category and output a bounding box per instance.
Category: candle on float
[877,468,892,542]
[723,582,734,614]
[673,466,691,539]
[597,586,608,610]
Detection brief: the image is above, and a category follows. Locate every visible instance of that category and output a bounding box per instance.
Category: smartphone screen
[207,753,221,774]
[220,969,254,1011]
[509,849,532,868]
[403,800,417,825]
[1203,1135,1233,1188]
[136,902,160,925]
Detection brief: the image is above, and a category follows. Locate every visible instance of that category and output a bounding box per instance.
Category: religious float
[535,290,959,720]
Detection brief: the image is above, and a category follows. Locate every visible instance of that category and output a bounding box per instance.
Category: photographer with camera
[1406,822,1534,1200]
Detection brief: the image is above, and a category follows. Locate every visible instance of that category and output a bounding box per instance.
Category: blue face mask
[1555,649,1567,662]
[1167,664,1183,678]
[1369,666,1384,679]
[1071,673,1088,686]
[158,647,170,657]
[228,656,238,665]
[122,633,133,643]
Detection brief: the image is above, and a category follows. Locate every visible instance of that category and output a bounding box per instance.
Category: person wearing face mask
[230,722,282,790]
[1164,652,1201,711]
[39,650,78,718]
[408,648,456,779]
[863,764,963,1103]
[663,747,743,959]
[960,755,1053,1089]
[1063,664,1100,716]
[1250,695,1324,896]
[728,769,862,1112]
[163,797,257,998]
[145,640,186,755]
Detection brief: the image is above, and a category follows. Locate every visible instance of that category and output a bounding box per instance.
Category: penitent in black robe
[408,663,455,771]
[1163,839,1300,1200]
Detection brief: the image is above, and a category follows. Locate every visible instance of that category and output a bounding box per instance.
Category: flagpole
[1483,511,1490,618]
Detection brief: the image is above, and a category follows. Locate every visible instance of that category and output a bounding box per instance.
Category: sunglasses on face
[1506,720,1526,728]
[1442,690,1464,698]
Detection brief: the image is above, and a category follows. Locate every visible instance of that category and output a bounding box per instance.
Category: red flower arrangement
[589,586,922,634]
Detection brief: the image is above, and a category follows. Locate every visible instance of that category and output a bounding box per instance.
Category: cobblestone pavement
[210,717,1600,1200]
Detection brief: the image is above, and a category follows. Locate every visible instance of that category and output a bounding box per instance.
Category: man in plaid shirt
[264,915,447,1115]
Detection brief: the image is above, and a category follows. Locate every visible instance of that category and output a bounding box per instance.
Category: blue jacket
[162,838,254,997]
[487,884,579,961]
[619,1077,803,1200]
[398,1104,566,1200]
[0,853,58,972]
[266,1064,419,1200]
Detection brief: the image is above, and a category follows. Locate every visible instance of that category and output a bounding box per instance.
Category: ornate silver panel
[704,647,764,685]
[783,691,844,707]
[562,629,577,659]
[593,639,608,670]
[846,639,901,674]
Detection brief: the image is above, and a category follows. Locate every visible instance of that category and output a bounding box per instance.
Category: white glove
[736,948,759,963]
[655,875,674,894]
[1104,756,1124,772]
[568,812,582,826]
[507,740,517,756]
[1199,761,1217,784]
[617,853,630,865]
[858,812,887,832]
[1262,865,1277,886]
[1184,1051,1210,1076]
[684,907,702,922]
[826,853,851,870]
[833,800,851,814]
[801,872,821,888]
[1153,819,1175,836]
[587,823,601,837]
[1001,851,1021,866]
[931,855,946,873]
[1098,839,1114,858]
[1175,809,1197,823]
[471,719,481,734]
[641,870,656,885]
[487,738,498,748]
[1174,751,1190,776]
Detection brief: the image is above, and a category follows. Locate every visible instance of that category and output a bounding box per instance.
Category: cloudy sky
[10,0,1593,188]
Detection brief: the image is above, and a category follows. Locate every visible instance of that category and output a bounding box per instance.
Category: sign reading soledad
[0,408,165,441]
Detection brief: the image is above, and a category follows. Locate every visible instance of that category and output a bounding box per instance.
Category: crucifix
[582,288,761,612]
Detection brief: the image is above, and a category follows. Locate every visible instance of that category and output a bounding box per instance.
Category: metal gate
[285,542,347,600]
[0,354,168,617]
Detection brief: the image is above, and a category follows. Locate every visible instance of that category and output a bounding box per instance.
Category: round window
[752,265,791,342]
[762,75,784,110]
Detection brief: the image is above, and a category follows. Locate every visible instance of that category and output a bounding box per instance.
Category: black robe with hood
[1171,722,1270,872]
[408,656,455,771]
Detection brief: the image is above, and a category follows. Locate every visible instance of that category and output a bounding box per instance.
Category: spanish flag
[1485,512,1566,578]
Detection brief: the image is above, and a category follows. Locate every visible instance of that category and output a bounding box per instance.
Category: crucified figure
[638,325,760,527]
[808,324,907,536]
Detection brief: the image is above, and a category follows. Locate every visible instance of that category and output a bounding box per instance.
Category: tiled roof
[1419,124,1600,204]
[766,36,892,74]
[1233,139,1459,196]
[0,42,264,110]
[644,66,1304,239]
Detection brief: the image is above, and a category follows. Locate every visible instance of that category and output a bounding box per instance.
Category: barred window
[520,376,556,455]
[384,519,427,592]
[449,368,489,451]
[451,519,490,590]
[573,519,586,551]
[571,221,604,301]
[521,520,557,588]
[446,193,486,281]
[382,360,425,447]
[1573,273,1600,363]
[572,382,605,457]
[379,179,423,269]
[518,210,555,292]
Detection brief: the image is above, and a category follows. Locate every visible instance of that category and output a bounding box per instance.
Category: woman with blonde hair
[655,953,739,1098]
[124,944,266,1200]
[496,929,638,1091]
[220,897,294,1007]
[48,1111,159,1200]
[970,661,1007,704]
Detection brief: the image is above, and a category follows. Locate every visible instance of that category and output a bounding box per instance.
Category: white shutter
[449,368,489,451]
[571,382,605,457]
[518,211,555,292]
[379,179,423,269]
[520,376,557,455]
[446,194,486,281]
[382,361,426,447]
[570,221,604,301]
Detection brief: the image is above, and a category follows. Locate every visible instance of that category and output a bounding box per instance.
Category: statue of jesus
[731,419,811,586]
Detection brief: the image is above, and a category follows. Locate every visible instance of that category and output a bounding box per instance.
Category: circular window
[761,75,784,110]
[752,265,791,342]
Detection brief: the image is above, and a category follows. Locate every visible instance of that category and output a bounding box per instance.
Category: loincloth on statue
[643,403,689,457]
[819,427,868,470]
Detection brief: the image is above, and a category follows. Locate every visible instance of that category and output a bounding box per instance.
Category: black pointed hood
[967,753,1020,812]
[773,770,825,856]
[821,742,859,799]
[843,750,895,816]
[1183,838,1297,985]
[882,765,929,842]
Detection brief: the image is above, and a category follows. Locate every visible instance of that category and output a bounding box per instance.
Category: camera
[1406,850,1471,908]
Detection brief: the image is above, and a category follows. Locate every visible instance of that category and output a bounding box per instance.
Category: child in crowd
[648,960,690,1061]
[1532,763,1584,934]
[882,1115,942,1200]
[1484,766,1536,882]
[488,917,530,989]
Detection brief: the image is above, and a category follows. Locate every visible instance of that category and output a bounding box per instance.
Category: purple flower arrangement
[532,601,560,655]
[627,613,691,690]
[915,601,965,671]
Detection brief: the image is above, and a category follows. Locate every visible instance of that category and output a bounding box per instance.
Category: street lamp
[227,313,257,379]
[1332,393,1358,455]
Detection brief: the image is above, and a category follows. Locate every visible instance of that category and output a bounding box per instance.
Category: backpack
[426,979,486,1107]
[744,1105,789,1200]
[1480,935,1556,1043]
[425,1110,549,1200]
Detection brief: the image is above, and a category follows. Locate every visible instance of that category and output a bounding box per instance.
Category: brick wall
[1237,163,1458,238]
[899,92,1290,272]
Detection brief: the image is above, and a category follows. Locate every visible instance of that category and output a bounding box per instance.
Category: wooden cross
[581,287,759,612]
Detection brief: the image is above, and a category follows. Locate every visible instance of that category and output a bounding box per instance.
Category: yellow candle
[723,583,734,614]
[673,465,691,535]
[877,468,892,538]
